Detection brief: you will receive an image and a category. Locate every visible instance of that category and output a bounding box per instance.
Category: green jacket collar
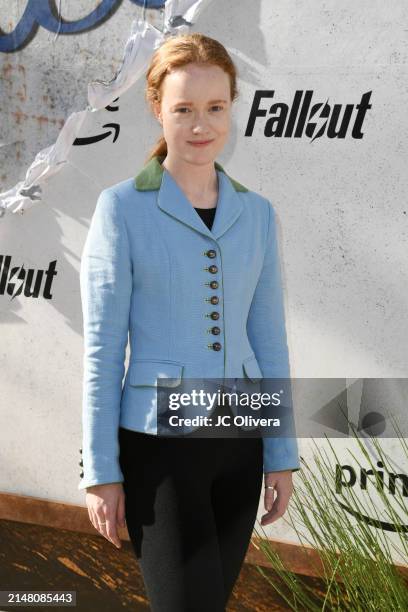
[134,155,248,192]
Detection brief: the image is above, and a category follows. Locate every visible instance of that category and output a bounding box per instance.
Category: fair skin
[153,62,229,208]
[86,61,294,547]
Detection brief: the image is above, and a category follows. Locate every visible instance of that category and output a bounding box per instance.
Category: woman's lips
[187,140,214,147]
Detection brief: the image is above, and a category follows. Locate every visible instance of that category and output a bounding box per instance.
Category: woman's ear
[153,101,162,126]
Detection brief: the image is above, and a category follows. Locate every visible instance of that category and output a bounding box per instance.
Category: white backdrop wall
[1,1,407,562]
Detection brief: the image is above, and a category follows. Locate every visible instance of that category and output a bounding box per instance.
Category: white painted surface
[0,1,407,564]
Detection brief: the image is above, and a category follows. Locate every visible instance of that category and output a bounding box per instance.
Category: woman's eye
[175,106,224,113]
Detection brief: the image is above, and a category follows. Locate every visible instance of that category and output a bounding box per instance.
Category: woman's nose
[191,112,210,130]
[192,121,210,134]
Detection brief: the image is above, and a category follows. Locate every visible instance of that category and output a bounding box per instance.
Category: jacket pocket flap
[242,355,263,382]
[128,360,183,387]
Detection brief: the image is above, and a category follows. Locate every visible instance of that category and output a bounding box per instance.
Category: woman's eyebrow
[172,99,228,107]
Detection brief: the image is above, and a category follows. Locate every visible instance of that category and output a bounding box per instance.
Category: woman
[79,33,300,611]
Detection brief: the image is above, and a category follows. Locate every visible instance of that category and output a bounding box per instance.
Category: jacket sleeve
[246,200,301,473]
[78,188,132,490]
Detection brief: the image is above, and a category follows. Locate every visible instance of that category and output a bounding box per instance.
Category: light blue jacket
[78,155,300,490]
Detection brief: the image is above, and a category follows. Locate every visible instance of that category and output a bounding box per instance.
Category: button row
[203,249,222,351]
[79,448,83,479]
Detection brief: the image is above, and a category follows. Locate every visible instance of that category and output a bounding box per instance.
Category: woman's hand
[260,470,294,526]
[85,482,126,548]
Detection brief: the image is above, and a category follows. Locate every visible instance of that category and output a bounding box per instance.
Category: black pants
[118,399,264,612]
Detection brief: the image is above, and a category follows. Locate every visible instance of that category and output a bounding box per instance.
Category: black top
[194,206,216,230]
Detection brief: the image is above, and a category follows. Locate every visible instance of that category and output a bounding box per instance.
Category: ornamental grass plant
[253,411,408,611]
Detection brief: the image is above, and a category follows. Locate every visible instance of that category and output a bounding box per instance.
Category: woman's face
[153,62,232,164]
